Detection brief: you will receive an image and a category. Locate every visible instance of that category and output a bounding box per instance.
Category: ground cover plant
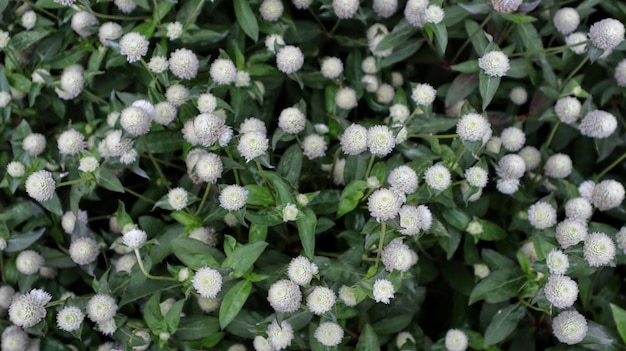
[2,0,626,350]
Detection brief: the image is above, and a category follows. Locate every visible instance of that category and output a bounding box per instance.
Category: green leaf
[219,279,252,329]
[356,324,380,351]
[172,237,221,269]
[136,132,184,154]
[484,304,526,346]
[11,29,50,52]
[337,180,368,219]
[441,207,471,231]
[375,24,417,52]
[164,300,185,334]
[610,303,626,345]
[465,20,488,54]
[431,22,448,54]
[170,211,202,227]
[277,144,302,185]
[144,292,164,333]
[381,39,423,67]
[176,316,220,340]
[244,185,274,206]
[476,220,507,241]
[222,241,268,278]
[234,0,258,42]
[479,71,501,111]
[248,224,267,242]
[469,269,525,304]
[445,73,478,107]
[5,228,45,252]
[95,168,124,193]
[408,115,458,134]
[296,207,317,258]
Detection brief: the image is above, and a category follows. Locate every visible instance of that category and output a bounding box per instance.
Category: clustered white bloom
[192,267,223,298]
[9,289,52,328]
[119,32,149,63]
[267,279,302,313]
[168,187,188,210]
[306,286,336,315]
[373,278,395,304]
[381,239,417,272]
[368,188,403,221]
[69,237,99,265]
[527,202,557,229]
[552,310,588,345]
[169,48,199,80]
[219,185,248,211]
[276,45,304,74]
[266,320,294,350]
[314,322,344,347]
[456,113,491,142]
[424,164,451,191]
[544,274,578,309]
[25,170,56,202]
[588,18,625,50]
[445,329,468,351]
[583,232,616,267]
[478,50,510,77]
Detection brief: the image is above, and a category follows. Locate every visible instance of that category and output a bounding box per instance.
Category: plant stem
[452,13,492,64]
[76,5,149,20]
[195,184,211,216]
[141,136,169,190]
[413,133,458,139]
[184,0,205,28]
[364,154,376,180]
[225,148,241,185]
[57,178,86,187]
[451,143,465,169]
[255,161,275,201]
[374,221,387,270]
[83,89,108,105]
[596,150,626,180]
[134,249,177,281]
[124,187,155,204]
[562,56,589,87]
[545,121,560,149]
[140,58,162,92]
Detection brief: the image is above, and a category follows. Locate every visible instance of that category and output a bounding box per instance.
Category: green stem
[134,249,177,281]
[255,161,275,201]
[511,40,591,58]
[413,133,458,139]
[184,0,205,28]
[374,221,387,270]
[562,56,589,88]
[141,136,169,190]
[596,150,626,180]
[25,0,60,20]
[545,121,560,149]
[124,187,156,204]
[140,58,162,92]
[225,148,241,185]
[83,89,108,105]
[57,178,86,187]
[450,143,465,169]
[364,154,376,180]
[76,5,150,20]
[195,184,211,216]
[452,13,491,64]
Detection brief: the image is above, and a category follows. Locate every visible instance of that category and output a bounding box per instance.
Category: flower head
[120,106,151,136]
[368,188,402,221]
[399,204,432,235]
[373,0,398,18]
[192,267,223,298]
[589,18,625,50]
[122,229,147,250]
[288,256,318,286]
[210,58,237,85]
[260,0,284,21]
[16,250,44,275]
[276,45,304,74]
[87,294,117,323]
[302,134,327,159]
[373,279,395,304]
[7,161,25,178]
[166,21,183,40]
[553,310,587,345]
[71,11,98,37]
[478,51,510,77]
[26,170,56,202]
[237,132,269,162]
[267,279,302,313]
[554,8,580,35]
[169,48,199,80]
[547,249,569,275]
[321,57,344,79]
[565,32,588,54]
[219,185,248,211]
[339,285,357,306]
[583,232,616,267]
[314,322,344,347]
[306,286,336,315]
[509,86,528,105]
[264,34,285,53]
[9,289,52,328]
[341,124,368,155]
[148,55,169,73]
[57,306,85,332]
[544,153,572,179]
[195,152,223,183]
[278,107,306,134]
[457,113,491,142]
[381,239,417,272]
[424,164,452,191]
[500,127,525,152]
[579,110,618,139]
[119,32,149,63]
[57,129,86,155]
[556,219,588,249]
[445,329,468,351]
[333,0,359,19]
[411,83,436,106]
[168,187,188,210]
[267,320,294,350]
[592,179,625,211]
[388,165,418,194]
[528,202,557,229]
[69,237,99,265]
[545,274,578,309]
[367,125,395,157]
[335,87,358,110]
[490,0,522,14]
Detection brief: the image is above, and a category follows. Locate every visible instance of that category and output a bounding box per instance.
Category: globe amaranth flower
[516,146,540,171]
[457,113,491,142]
[404,0,428,27]
[267,279,302,313]
[288,256,318,286]
[564,198,592,222]
[148,55,169,73]
[376,84,395,104]
[219,185,248,211]
[57,306,85,332]
[120,106,151,136]
[478,50,510,77]
[266,320,294,350]
[367,125,395,157]
[509,86,528,105]
[315,322,344,347]
[424,164,452,191]
[527,202,557,229]
[264,34,285,53]
[583,232,616,267]
[2,325,31,351]
[7,161,25,178]
[165,21,183,40]
[292,0,313,9]
[333,0,359,19]
[23,133,46,156]
[553,97,581,125]
[98,22,123,46]
[490,0,522,14]
[544,153,572,179]
[237,131,269,162]
[77,156,99,172]
[553,310,588,345]
[373,278,395,304]
[195,152,224,183]
[592,179,625,211]
[0,91,10,107]
[340,124,368,155]
[464,166,489,188]
[399,204,432,235]
[169,48,199,80]
[368,188,402,221]
[382,239,417,272]
[119,32,149,63]
[21,10,37,30]
[282,203,299,222]
[192,267,223,298]
[615,59,626,87]
[25,170,56,202]
[556,219,588,249]
[335,87,358,110]
[390,104,410,125]
[260,0,284,22]
[301,134,327,159]
[9,289,52,328]
[474,263,490,278]
[396,331,416,349]
[166,84,190,107]
[500,127,525,152]
[114,0,136,13]
[196,295,220,313]
[306,286,336,315]
[338,285,357,306]
[589,18,625,50]
[189,227,218,246]
[545,274,578,309]
[496,178,520,195]
[320,57,343,79]
[122,229,147,250]
[16,250,45,275]
[565,32,588,54]
[278,107,306,134]
[114,253,137,274]
[239,118,267,135]
[276,45,304,74]
[254,336,272,351]
[69,237,99,265]
[553,8,580,35]
[388,165,418,194]
[0,30,9,49]
[191,113,226,147]
[71,11,98,37]
[361,56,378,74]
[411,83,436,106]
[367,23,392,57]
[445,329,468,351]
[57,128,86,155]
[153,101,177,126]
[579,110,618,139]
[373,0,397,18]
[56,65,85,100]
[87,294,118,324]
[547,249,570,275]
[167,187,188,211]
[197,93,217,114]
[210,58,237,85]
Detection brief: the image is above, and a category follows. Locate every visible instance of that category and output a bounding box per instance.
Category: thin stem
[57,178,86,187]
[330,20,341,35]
[124,187,156,204]
[413,133,458,139]
[140,58,162,92]
[83,89,108,105]
[452,13,492,64]
[76,5,150,20]
[88,215,111,222]
[141,136,170,190]
[450,143,465,169]
[255,161,275,201]
[134,249,177,281]
[225,149,241,185]
[364,154,376,180]
[562,56,589,87]
[545,121,560,149]
[511,41,591,58]
[596,150,626,180]
[374,221,387,270]
[195,184,211,216]
[25,0,60,20]
[184,0,205,28]
[308,8,328,32]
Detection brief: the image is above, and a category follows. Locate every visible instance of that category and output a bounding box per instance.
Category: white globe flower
[0,91,10,107]
[57,306,85,332]
[425,5,445,24]
[339,285,357,306]
[544,153,572,179]
[282,203,299,222]
[321,57,343,79]
[589,18,625,50]
[547,249,569,275]
[254,336,272,351]
[368,188,402,221]
[69,237,99,265]
[552,310,588,345]
[361,56,378,74]
[464,166,488,188]
[373,0,397,18]
[114,253,137,274]
[22,11,37,30]
[388,165,419,194]
[457,113,491,142]
[376,84,395,104]
[592,179,625,211]
[119,32,149,63]
[167,187,188,211]
[500,127,525,152]
[292,0,313,9]
[518,146,541,171]
[193,113,226,147]
[565,32,589,54]
[122,229,147,250]
[260,0,284,21]
[478,51,510,77]
[445,329,468,351]
[7,161,25,178]
[288,256,318,286]
[16,250,44,275]
[0,30,9,49]
[496,178,520,195]
[57,66,85,100]
[545,274,578,309]
[278,107,306,134]
[367,125,395,157]
[8,289,52,328]
[197,93,218,113]
[528,202,557,229]
[86,294,117,323]
[2,326,30,351]
[267,279,302,313]
[485,136,501,154]
[154,102,177,125]
[71,11,98,37]
[306,286,336,315]
[189,227,218,246]
[219,185,248,211]
[120,106,151,136]
[381,239,417,272]
[264,34,285,53]
[404,0,428,27]
[23,133,47,156]
[615,59,626,87]
[165,21,183,40]
[424,164,451,191]
[237,132,269,162]
[496,154,526,179]
[210,58,237,85]
[579,110,618,139]
[276,45,304,74]
[333,0,360,19]
[373,278,395,304]
[240,118,267,135]
[399,204,432,235]
[195,152,223,183]
[335,87,358,110]
[266,320,294,350]
[390,103,410,125]
[556,219,588,249]
[192,267,223,298]
[98,22,123,46]
[553,8,580,35]
[169,48,199,80]
[340,124,368,155]
[166,84,190,107]
[314,322,344,347]
[114,0,136,13]
[57,129,85,155]
[302,134,327,159]
[474,264,490,278]
[509,86,528,105]
[583,232,616,267]
[564,198,593,222]
[25,170,56,202]
[411,83,436,106]
[78,156,99,172]
[148,55,169,73]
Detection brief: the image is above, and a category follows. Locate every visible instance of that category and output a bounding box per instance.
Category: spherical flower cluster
[579,110,618,139]
[122,229,147,250]
[188,227,218,246]
[267,279,302,313]
[478,51,510,77]
[9,289,52,328]
[367,23,392,57]
[210,58,237,85]
[0,30,9,49]
[411,83,436,106]
[282,203,299,222]
[368,188,402,221]
[376,84,395,104]
[240,118,267,134]
[119,32,149,63]
[509,86,528,105]
[341,124,368,155]
[486,136,501,153]
[57,128,86,155]
[339,285,357,306]
[390,103,410,125]
[445,329,468,351]
[490,0,522,14]
[7,161,25,178]
[71,11,98,37]
[153,101,177,126]
[373,279,395,304]
[306,286,336,315]
[399,204,432,235]
[22,11,37,30]
[367,125,395,157]
[288,256,318,286]
[388,165,418,194]
[276,45,304,74]
[69,237,99,265]
[114,253,137,273]
[320,57,343,79]
[457,113,491,142]
[16,250,45,275]
[500,127,525,152]
[237,132,269,162]
[168,187,188,211]
[474,264,490,278]
[56,65,85,100]
[2,326,31,351]
[0,91,10,107]
[381,239,417,272]
[197,93,217,114]
[424,164,452,191]
[195,152,224,183]
[373,0,397,18]
[335,87,358,110]
[554,96,581,124]
[188,113,226,146]
[547,249,569,275]
[87,294,117,323]
[545,274,578,309]
[148,56,169,73]
[333,0,359,19]
[26,170,56,202]
[23,133,47,156]
[114,0,137,13]
[425,5,445,24]
[166,21,183,40]
[518,146,541,171]
[528,202,557,229]
[278,107,306,134]
[302,134,327,159]
[169,48,199,80]
[264,34,285,53]
[544,153,572,179]
[314,322,344,347]
[589,18,625,50]
[120,106,151,136]
[260,0,284,21]
[495,178,519,195]
[554,8,580,35]
[266,320,294,350]
[77,156,99,172]
[254,336,272,351]
[219,185,248,211]
[361,56,378,74]
[583,232,616,267]
[192,267,223,298]
[166,84,190,106]
[404,0,428,27]
[592,179,625,211]
[57,306,85,332]
[579,180,596,201]
[552,310,588,345]
[565,198,592,222]
[565,32,588,54]
[556,219,588,249]
[98,22,123,46]
[464,167,489,188]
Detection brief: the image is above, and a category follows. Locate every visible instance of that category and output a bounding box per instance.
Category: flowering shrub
[3,0,626,350]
